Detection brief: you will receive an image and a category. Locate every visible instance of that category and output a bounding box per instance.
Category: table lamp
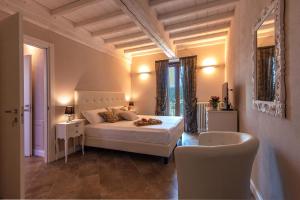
[128,101,134,110]
[65,105,74,122]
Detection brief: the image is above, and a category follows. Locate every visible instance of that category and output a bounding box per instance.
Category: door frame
[23,55,33,157]
[23,35,55,163]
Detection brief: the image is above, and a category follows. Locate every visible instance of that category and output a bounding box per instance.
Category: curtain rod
[156,55,198,63]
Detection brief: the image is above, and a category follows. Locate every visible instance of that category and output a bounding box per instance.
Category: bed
[75,90,184,162]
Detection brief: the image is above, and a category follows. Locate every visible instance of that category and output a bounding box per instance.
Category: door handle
[24,104,31,112]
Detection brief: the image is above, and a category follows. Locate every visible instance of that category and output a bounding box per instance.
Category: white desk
[56,119,85,163]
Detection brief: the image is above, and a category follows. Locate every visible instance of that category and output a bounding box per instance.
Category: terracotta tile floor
[25,133,198,199]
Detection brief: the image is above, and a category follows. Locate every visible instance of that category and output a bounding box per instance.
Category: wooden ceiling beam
[257,31,274,39]
[74,10,124,27]
[131,49,163,57]
[124,44,158,53]
[259,23,274,31]
[0,0,127,62]
[50,0,100,16]
[115,38,153,49]
[149,0,177,8]
[177,39,226,50]
[257,26,275,35]
[104,31,146,44]
[170,22,230,39]
[165,10,234,32]
[174,32,227,44]
[158,0,238,22]
[91,22,137,37]
[114,0,176,58]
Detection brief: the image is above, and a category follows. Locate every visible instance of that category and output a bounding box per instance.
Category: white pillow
[82,108,106,124]
[119,111,138,121]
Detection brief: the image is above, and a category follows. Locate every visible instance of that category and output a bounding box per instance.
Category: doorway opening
[23,44,48,162]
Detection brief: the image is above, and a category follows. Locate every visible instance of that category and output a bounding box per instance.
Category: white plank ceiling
[0,0,239,59]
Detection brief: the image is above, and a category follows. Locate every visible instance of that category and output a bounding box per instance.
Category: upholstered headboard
[74,90,126,117]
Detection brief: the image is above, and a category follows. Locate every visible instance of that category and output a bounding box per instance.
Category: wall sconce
[201,65,217,74]
[199,57,219,75]
[139,71,151,80]
[137,64,151,80]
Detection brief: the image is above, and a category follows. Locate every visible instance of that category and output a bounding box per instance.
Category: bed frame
[75,90,183,163]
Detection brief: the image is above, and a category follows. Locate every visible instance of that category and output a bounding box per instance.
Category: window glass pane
[179,66,184,116]
[168,65,184,116]
[168,67,176,116]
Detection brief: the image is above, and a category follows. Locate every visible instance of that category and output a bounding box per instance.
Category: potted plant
[209,96,220,110]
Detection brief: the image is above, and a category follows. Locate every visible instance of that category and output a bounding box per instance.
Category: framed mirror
[253,0,285,118]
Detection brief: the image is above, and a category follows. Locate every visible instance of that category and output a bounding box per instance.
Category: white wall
[22,21,132,122]
[227,0,300,199]
[131,44,226,115]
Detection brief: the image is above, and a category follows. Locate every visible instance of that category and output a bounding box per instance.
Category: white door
[0,13,24,198]
[24,55,32,157]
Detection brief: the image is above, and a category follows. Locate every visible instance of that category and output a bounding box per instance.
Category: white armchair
[175,132,259,199]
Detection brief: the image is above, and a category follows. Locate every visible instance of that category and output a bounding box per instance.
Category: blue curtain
[155,59,169,116]
[180,56,198,133]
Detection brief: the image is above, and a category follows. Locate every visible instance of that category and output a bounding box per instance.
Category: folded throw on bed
[134,118,162,127]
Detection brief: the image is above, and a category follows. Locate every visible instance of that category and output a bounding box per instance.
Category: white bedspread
[84,115,184,145]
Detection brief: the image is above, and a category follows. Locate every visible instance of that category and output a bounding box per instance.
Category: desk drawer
[67,123,84,137]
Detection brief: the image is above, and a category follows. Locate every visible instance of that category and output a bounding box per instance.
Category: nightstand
[56,119,85,163]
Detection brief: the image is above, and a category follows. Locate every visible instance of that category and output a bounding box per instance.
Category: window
[168,67,176,116]
[168,63,184,116]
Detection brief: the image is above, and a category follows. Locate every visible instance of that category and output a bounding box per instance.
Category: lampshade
[65,106,74,115]
[129,101,134,106]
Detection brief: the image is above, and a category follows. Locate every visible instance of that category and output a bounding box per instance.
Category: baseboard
[250,179,263,200]
[33,149,45,157]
